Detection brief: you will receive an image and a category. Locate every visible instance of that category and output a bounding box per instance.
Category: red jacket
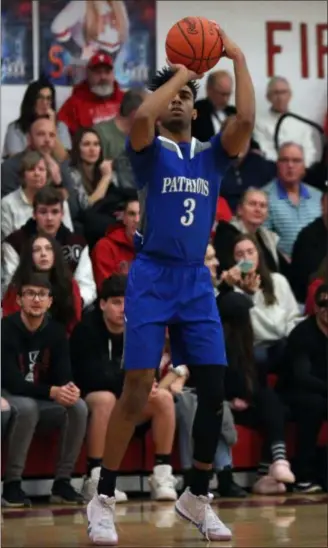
[305,277,323,316]
[92,224,135,292]
[2,279,82,337]
[57,80,124,135]
[211,197,232,238]
[216,196,232,223]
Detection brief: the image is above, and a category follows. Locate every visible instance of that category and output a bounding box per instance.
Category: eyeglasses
[21,289,50,300]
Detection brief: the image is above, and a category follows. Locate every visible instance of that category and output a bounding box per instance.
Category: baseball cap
[88,51,113,70]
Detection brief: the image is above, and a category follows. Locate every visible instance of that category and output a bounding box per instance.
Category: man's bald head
[206,70,233,110]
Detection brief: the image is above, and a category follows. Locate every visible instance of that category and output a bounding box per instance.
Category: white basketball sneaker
[87,494,118,546]
[175,487,232,541]
[148,464,178,501]
[82,467,128,503]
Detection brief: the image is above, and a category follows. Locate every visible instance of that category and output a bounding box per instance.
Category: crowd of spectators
[1,49,327,508]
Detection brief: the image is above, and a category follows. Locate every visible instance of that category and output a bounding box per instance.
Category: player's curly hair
[149,67,199,101]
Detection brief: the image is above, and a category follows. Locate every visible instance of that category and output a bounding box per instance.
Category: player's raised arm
[130,65,202,152]
[217,28,255,156]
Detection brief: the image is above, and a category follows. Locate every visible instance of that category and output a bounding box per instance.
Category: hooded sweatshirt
[2,279,82,337]
[57,80,124,136]
[70,308,124,398]
[1,313,72,399]
[91,223,135,291]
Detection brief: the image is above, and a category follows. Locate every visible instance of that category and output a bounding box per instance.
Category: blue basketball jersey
[126,133,232,264]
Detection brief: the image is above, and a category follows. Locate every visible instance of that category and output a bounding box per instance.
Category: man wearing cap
[57,49,124,137]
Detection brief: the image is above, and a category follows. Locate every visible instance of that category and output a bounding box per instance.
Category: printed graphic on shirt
[62,243,83,265]
[25,351,40,382]
[161,177,209,196]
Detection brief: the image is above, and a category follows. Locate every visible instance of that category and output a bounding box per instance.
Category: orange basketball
[165,17,223,74]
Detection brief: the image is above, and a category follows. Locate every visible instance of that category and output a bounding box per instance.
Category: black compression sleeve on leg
[189,365,225,465]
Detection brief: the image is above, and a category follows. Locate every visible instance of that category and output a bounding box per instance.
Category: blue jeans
[214,438,232,471]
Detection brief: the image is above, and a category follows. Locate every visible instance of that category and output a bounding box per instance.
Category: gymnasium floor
[2,494,328,547]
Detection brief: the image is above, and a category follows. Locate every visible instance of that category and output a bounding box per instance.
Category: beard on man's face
[91,82,114,97]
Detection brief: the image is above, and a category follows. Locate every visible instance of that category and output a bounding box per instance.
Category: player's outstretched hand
[210,22,244,61]
[166,58,204,81]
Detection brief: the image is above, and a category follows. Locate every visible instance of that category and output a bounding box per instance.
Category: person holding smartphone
[221,234,303,378]
[209,241,296,495]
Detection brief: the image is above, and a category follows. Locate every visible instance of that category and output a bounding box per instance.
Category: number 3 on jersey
[181,198,196,226]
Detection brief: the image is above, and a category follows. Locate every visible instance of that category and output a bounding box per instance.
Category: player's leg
[82,391,127,503]
[174,362,231,541]
[140,388,177,500]
[172,290,232,540]
[87,260,177,544]
[169,322,226,493]
[188,364,225,494]
[98,368,156,489]
[87,323,165,546]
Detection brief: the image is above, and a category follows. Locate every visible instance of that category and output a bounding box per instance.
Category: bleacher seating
[2,422,327,482]
[2,375,326,486]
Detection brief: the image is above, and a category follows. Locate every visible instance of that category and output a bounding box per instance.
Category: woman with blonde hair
[1,150,73,241]
[214,188,288,275]
[51,1,129,64]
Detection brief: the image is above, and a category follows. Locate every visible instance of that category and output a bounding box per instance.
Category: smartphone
[237,259,254,274]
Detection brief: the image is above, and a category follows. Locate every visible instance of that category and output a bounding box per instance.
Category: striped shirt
[263,179,322,257]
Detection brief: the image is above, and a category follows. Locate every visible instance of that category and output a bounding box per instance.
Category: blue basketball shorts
[123,256,227,370]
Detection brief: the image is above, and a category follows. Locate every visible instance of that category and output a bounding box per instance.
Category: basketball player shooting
[87,24,255,545]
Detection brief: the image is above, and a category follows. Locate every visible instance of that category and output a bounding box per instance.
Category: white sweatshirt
[254,109,318,167]
[236,273,303,344]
